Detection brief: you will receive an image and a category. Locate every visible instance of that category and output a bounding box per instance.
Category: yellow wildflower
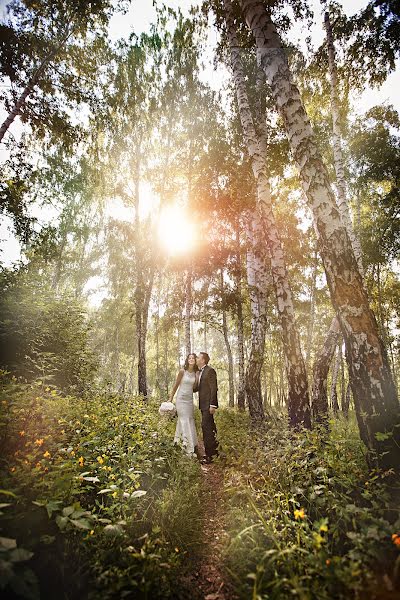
[78,456,84,467]
[43,450,51,458]
[320,523,328,532]
[97,456,104,465]
[19,430,25,437]
[90,530,94,535]
[34,438,44,446]
[294,508,306,520]
[111,491,118,498]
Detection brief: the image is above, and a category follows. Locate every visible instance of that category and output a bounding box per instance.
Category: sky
[1,0,399,268]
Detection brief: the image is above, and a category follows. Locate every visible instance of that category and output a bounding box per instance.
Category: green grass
[0,373,204,599]
[216,409,400,600]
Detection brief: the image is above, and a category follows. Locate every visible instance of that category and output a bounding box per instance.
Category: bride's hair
[184,353,198,371]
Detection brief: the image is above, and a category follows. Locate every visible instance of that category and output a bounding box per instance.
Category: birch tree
[239,0,399,469]
[223,0,311,428]
[245,207,272,422]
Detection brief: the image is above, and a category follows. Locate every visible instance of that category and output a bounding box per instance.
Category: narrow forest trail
[177,442,238,600]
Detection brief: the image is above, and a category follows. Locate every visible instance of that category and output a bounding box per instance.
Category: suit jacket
[194,365,218,411]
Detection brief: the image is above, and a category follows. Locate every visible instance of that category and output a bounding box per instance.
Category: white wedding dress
[174,370,198,454]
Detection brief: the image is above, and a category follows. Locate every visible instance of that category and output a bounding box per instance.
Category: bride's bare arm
[169,369,184,402]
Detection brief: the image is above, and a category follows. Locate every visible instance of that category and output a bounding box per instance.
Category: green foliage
[0,375,203,599]
[216,410,400,599]
[0,271,97,393]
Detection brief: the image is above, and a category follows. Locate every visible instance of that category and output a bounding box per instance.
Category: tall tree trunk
[224,0,311,428]
[155,277,161,397]
[312,318,340,423]
[132,140,154,399]
[220,270,235,408]
[184,266,192,356]
[313,8,366,421]
[235,219,246,410]
[343,383,351,418]
[305,251,317,372]
[245,209,270,423]
[240,0,399,469]
[324,9,363,275]
[330,342,341,414]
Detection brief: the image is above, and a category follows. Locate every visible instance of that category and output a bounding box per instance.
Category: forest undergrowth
[1,374,400,599]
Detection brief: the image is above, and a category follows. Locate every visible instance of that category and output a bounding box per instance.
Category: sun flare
[157,205,196,256]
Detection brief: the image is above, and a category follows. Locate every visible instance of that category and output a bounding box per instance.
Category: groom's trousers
[201,410,218,458]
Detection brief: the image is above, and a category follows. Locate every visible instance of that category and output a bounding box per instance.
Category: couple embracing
[169,352,218,464]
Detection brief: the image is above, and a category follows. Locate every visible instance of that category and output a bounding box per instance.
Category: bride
[169,353,198,455]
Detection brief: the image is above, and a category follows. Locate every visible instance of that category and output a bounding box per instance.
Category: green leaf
[70,519,91,530]
[103,524,123,537]
[0,490,17,498]
[375,431,393,441]
[55,515,69,531]
[131,490,147,498]
[62,506,74,517]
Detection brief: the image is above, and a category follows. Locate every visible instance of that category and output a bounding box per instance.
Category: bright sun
[157,205,196,256]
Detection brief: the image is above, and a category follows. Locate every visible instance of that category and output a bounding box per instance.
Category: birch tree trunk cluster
[218,0,399,469]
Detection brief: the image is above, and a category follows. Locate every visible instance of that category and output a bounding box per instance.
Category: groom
[195,352,219,464]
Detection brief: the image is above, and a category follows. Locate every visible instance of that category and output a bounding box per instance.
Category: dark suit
[194,365,219,459]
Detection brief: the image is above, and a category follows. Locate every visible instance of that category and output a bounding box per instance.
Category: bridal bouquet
[158,401,176,418]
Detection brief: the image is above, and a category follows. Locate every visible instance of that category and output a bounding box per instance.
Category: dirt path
[178,442,238,600]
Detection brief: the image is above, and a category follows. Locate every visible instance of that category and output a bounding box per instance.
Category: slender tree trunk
[340,343,346,412]
[220,270,235,408]
[306,251,317,372]
[244,209,270,423]
[224,0,311,428]
[343,382,351,418]
[324,9,364,275]
[240,0,399,469]
[235,219,246,410]
[312,318,340,423]
[330,342,341,414]
[132,139,153,399]
[155,278,161,397]
[184,266,192,356]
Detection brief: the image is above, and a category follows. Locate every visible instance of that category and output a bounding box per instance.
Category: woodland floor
[177,441,238,600]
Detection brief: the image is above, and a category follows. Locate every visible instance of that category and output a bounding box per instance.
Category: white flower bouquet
[158,401,176,418]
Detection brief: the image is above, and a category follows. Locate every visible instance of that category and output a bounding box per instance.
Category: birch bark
[219,270,235,407]
[245,208,271,422]
[240,0,399,468]
[224,0,311,427]
[235,220,246,410]
[184,266,192,356]
[324,9,363,274]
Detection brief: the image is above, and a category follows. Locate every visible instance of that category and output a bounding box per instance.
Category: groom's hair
[199,352,210,364]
